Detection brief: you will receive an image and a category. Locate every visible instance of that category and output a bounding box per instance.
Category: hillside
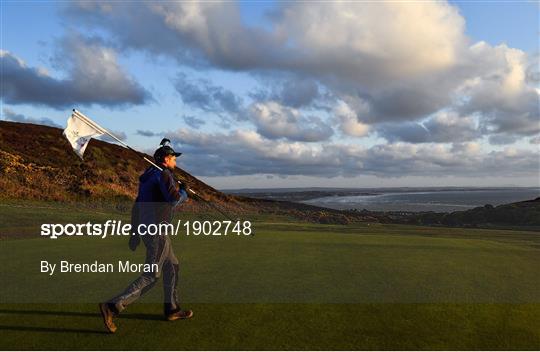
[0,121,240,209]
[0,121,365,222]
[410,197,540,227]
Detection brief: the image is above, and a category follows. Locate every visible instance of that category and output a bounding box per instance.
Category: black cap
[154,139,181,163]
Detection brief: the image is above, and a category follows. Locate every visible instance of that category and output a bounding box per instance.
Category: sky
[1,1,539,189]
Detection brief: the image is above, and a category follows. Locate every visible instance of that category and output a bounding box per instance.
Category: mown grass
[1,303,539,350]
[0,201,539,350]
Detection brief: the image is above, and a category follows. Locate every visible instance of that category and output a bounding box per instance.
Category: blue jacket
[135,166,188,225]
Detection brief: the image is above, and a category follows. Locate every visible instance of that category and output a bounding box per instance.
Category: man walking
[99,140,192,333]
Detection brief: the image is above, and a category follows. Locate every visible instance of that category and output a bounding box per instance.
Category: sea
[227,187,540,213]
[301,188,540,212]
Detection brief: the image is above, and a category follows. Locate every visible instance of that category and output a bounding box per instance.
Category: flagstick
[71,109,239,223]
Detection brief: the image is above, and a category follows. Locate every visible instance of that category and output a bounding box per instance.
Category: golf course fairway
[0,203,539,350]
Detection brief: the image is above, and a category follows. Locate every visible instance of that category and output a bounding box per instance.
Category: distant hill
[409,197,540,227]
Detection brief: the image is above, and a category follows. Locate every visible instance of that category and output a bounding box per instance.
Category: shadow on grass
[0,325,109,335]
[0,308,165,334]
[0,308,163,321]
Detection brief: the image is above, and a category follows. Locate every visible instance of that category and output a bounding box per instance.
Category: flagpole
[71,109,239,223]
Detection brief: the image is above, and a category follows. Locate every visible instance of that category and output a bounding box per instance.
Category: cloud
[333,101,369,137]
[2,108,61,127]
[136,130,158,137]
[457,43,539,137]
[423,113,480,142]
[182,115,205,129]
[0,34,150,109]
[66,1,472,123]
[379,123,429,144]
[99,129,127,142]
[530,136,540,145]
[167,128,361,176]
[173,73,243,116]
[66,1,538,142]
[248,101,333,142]
[450,142,481,155]
[488,134,518,145]
[165,128,538,178]
[66,1,286,69]
[250,77,321,108]
[173,73,333,141]
[68,2,464,78]
[379,111,480,144]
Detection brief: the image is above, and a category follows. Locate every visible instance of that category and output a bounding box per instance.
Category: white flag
[63,113,103,159]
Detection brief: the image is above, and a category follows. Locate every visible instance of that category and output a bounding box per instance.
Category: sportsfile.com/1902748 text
[40,220,253,239]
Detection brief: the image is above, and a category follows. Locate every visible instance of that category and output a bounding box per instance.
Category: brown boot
[99,303,118,333]
[166,309,193,321]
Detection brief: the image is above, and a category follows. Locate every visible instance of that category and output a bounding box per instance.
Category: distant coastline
[225,187,540,213]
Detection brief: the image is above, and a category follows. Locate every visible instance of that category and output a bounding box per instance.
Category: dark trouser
[108,235,180,315]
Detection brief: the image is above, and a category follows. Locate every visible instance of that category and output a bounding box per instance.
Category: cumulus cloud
[7,0,529,186]
[248,101,333,142]
[66,1,538,140]
[2,108,61,127]
[458,43,539,137]
[173,71,333,141]
[165,128,538,178]
[173,73,243,116]
[167,128,363,176]
[66,2,529,131]
[378,112,482,143]
[333,101,369,137]
[250,77,321,108]
[379,123,429,144]
[379,111,480,144]
[424,112,480,142]
[68,2,464,78]
[67,2,466,107]
[0,35,150,109]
